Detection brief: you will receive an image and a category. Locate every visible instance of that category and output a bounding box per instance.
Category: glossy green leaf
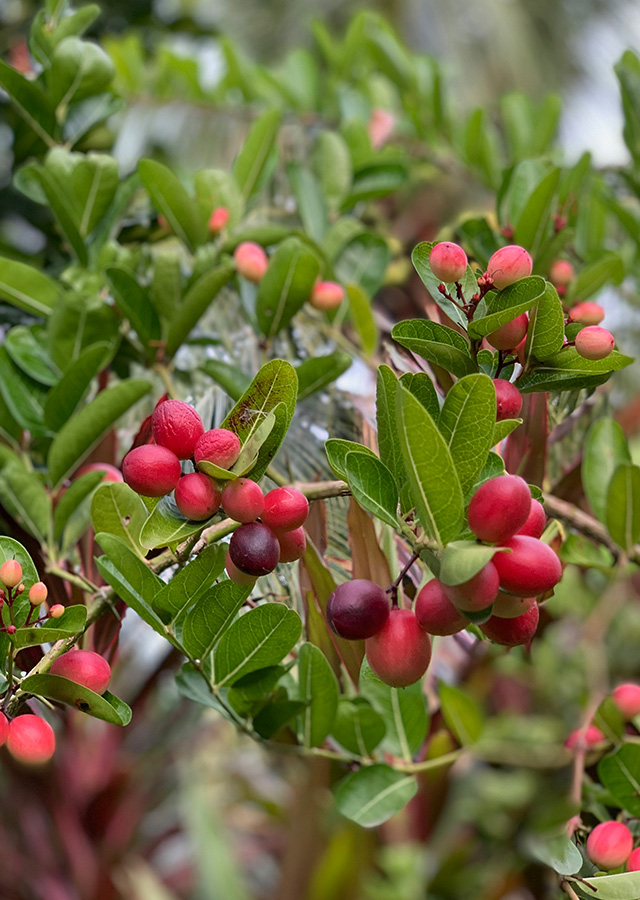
[47,293,119,373]
[312,130,352,211]
[12,605,87,650]
[439,682,484,745]
[295,351,351,400]
[331,698,386,756]
[256,238,320,338]
[0,461,51,545]
[439,541,506,587]
[107,266,161,349]
[297,642,339,748]
[492,417,522,445]
[514,167,560,254]
[344,452,399,528]
[0,59,56,145]
[438,374,496,495]
[20,674,131,725]
[53,470,104,542]
[334,765,418,828]
[347,283,378,357]
[468,276,545,339]
[287,163,327,242]
[139,496,219,551]
[518,348,632,394]
[0,347,48,436]
[583,418,631,524]
[44,343,110,431]
[606,463,640,551]
[392,320,477,379]
[336,233,390,297]
[253,697,306,739]
[525,833,583,876]
[359,659,428,760]
[139,158,204,251]
[5,326,60,386]
[572,872,640,900]
[570,251,624,302]
[232,109,281,199]
[599,744,640,814]
[0,257,60,316]
[155,544,226,622]
[47,37,114,107]
[151,249,182,323]
[165,262,235,357]
[227,666,286,716]
[200,360,251,401]
[524,282,565,363]
[324,440,377,481]
[398,372,440,421]
[91,482,149,558]
[181,580,252,660]
[376,365,406,491]
[94,533,166,636]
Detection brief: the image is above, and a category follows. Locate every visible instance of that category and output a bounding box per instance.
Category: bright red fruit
[261,487,309,533]
[122,445,181,497]
[194,429,242,470]
[0,713,8,747]
[208,206,229,234]
[310,281,344,311]
[494,379,522,421]
[50,649,111,694]
[480,604,539,646]
[516,499,546,539]
[7,715,56,765]
[429,242,468,283]
[75,462,123,483]
[443,562,500,612]
[277,526,306,563]
[229,522,280,576]
[467,475,532,543]
[365,608,432,687]
[486,245,533,290]
[493,535,562,597]
[568,302,604,326]
[492,593,536,619]
[152,400,204,460]
[414,580,467,636]
[233,241,269,282]
[611,683,640,720]
[486,313,529,351]
[627,847,640,872]
[565,724,605,750]
[586,821,633,871]
[326,580,390,641]
[575,326,615,360]
[221,478,265,523]
[175,473,221,521]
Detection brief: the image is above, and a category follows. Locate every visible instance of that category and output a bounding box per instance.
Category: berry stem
[385,550,420,607]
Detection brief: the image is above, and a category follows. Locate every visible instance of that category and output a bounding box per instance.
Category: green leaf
[560,533,615,570]
[94,533,166,636]
[200,360,251,401]
[324,441,377,481]
[411,241,475,329]
[396,383,464,546]
[438,374,496,495]
[213,604,302,688]
[255,237,320,338]
[194,168,244,230]
[439,541,505,587]
[20,674,131,726]
[312,130,352,212]
[287,163,327,242]
[398,372,440,421]
[181,580,252,660]
[468,276,546,340]
[334,765,418,828]
[518,348,633,394]
[106,266,161,350]
[344,452,399,528]
[524,282,565,363]
[139,158,204,251]
[336,233,390,297]
[359,658,428,760]
[514,167,560,255]
[155,544,226,622]
[297,642,339,748]
[228,410,277,478]
[0,59,56,146]
[165,262,235,358]
[139,496,218,551]
[572,872,640,900]
[91,482,149,558]
[227,666,286,716]
[376,366,406,491]
[391,320,477,379]
[176,663,240,722]
[44,343,110,432]
[0,257,60,316]
[47,293,119,373]
[47,37,114,107]
[331,699,386,756]
[606,463,640,552]
[12,605,87,650]
[253,697,306,739]
[347,283,378,357]
[439,682,484,745]
[295,351,351,400]
[524,833,583,877]
[0,461,51,545]
[5,326,61,386]
[583,419,631,524]
[53,470,104,542]
[232,109,281,199]
[570,251,624,302]
[599,744,640,814]
[151,248,182,323]
[48,380,151,488]
[0,347,48,436]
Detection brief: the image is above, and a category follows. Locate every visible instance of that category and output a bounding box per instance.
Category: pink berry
[310,281,345,311]
[234,242,269,282]
[152,400,204,460]
[494,379,523,421]
[586,821,633,871]
[208,206,229,234]
[49,604,65,618]
[429,242,468,283]
[565,724,605,751]
[122,445,181,497]
[28,582,48,606]
[7,715,56,765]
[326,580,390,641]
[221,478,265,523]
[414,580,467,636]
[627,848,640,872]
[277,526,306,563]
[568,302,605,326]
[487,313,529,351]
[368,108,395,148]
[492,593,537,619]
[467,475,532,543]
[0,560,22,588]
[261,487,309,533]
[480,604,539,646]
[225,550,257,586]
[365,608,432,688]
[493,536,562,597]
[575,326,615,361]
[50,649,111,695]
[194,429,242,470]
[0,713,8,747]
[516,499,546,539]
[611,683,640,720]
[443,562,500,613]
[174,473,221,521]
[549,259,574,286]
[486,245,533,290]
[75,462,123,483]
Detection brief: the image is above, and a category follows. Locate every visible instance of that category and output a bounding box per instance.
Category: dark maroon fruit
[326,579,390,641]
[228,522,280,576]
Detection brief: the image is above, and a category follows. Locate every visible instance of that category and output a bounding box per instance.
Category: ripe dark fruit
[194,429,242,470]
[326,579,390,641]
[365,608,432,687]
[277,527,307,563]
[611,683,640,720]
[493,535,562,596]
[225,550,257,586]
[494,379,522,421]
[152,400,204,460]
[586,821,633,871]
[262,487,309,533]
[123,445,181,497]
[443,561,500,612]
[486,245,533,290]
[229,522,280,576]
[486,313,529,351]
[480,603,539,646]
[414,580,467,636]
[467,475,532,543]
[50,649,111,694]
[175,473,221,521]
[221,478,265,523]
[516,499,546,539]
[575,325,615,361]
[429,242,468,283]
[492,592,536,619]
[7,715,56,765]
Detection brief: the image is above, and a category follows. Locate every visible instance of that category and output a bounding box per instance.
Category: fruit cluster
[586,820,640,872]
[565,682,640,750]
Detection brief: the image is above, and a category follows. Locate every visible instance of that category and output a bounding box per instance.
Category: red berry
[516,499,546,539]
[443,561,500,612]
[221,478,265,523]
[0,560,22,588]
[414,580,467,636]
[7,715,56,765]
[575,326,615,361]
[50,649,111,694]
[569,302,605,326]
[611,683,640,720]
[493,535,562,597]
[587,821,633,871]
[225,550,257,586]
[429,242,468,283]
[122,445,181,497]
[194,429,241,470]
[229,522,280,576]
[326,580,390,641]
[487,313,529,351]
[467,475,532,543]
[28,582,48,605]
[234,242,269,282]
[175,473,221,521]
[208,206,229,234]
[480,603,539,646]
[277,526,306,563]
[549,259,574,286]
[627,847,640,872]
[494,379,522,421]
[565,724,605,751]
[492,592,536,619]
[262,487,309,533]
[310,281,344,311]
[365,608,432,687]
[75,462,123,483]
[152,400,204,460]
[486,245,533,290]
[0,713,8,747]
